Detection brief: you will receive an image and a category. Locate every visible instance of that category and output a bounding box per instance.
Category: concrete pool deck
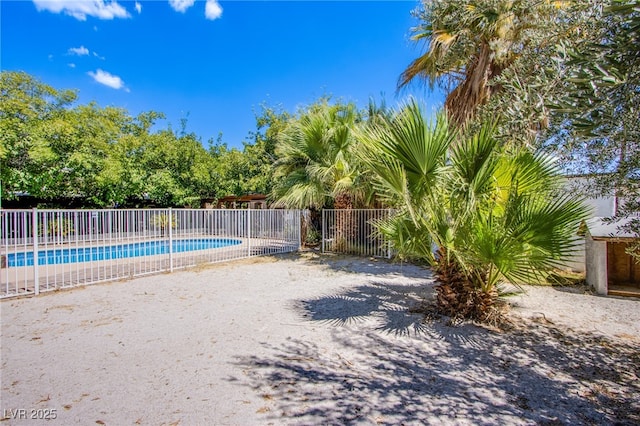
[1,253,639,424]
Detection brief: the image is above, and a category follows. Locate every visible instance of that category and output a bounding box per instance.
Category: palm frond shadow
[295,279,485,343]
[296,281,430,333]
[293,252,431,279]
[376,304,432,337]
[298,294,379,327]
[232,323,640,425]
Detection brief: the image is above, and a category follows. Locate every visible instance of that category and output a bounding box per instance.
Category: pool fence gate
[0,208,301,299]
[321,209,395,258]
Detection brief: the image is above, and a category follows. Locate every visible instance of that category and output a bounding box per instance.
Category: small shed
[216,194,268,209]
[583,217,640,297]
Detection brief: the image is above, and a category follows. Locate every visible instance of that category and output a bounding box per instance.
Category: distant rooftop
[583,216,639,240]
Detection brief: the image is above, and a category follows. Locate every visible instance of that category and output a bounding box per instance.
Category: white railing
[322,209,395,258]
[0,208,301,299]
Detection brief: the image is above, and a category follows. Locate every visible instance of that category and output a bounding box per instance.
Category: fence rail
[0,208,301,299]
[322,209,395,258]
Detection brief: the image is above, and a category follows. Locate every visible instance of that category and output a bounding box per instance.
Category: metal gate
[321,209,394,258]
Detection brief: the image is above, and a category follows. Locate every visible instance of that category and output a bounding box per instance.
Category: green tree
[210,140,247,196]
[271,99,379,252]
[210,105,290,198]
[550,0,640,258]
[139,130,219,207]
[271,100,371,210]
[90,111,165,206]
[358,100,588,321]
[243,104,290,196]
[65,103,136,205]
[399,0,596,130]
[550,0,639,195]
[1,71,222,207]
[0,71,77,199]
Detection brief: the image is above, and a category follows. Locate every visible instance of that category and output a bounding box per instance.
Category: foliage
[0,71,246,207]
[469,1,603,147]
[1,71,77,199]
[271,99,374,210]
[548,0,640,259]
[548,1,639,191]
[304,227,321,246]
[153,212,177,236]
[41,216,72,238]
[209,106,287,199]
[399,0,607,147]
[358,100,589,321]
[400,0,639,264]
[399,0,584,127]
[0,74,391,212]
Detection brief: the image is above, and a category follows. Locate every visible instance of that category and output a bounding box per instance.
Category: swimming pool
[6,238,242,267]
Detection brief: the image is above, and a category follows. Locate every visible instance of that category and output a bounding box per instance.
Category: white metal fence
[322,209,395,258]
[0,208,301,299]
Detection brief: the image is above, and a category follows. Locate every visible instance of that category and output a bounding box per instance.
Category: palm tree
[357,100,589,322]
[271,101,367,209]
[398,0,566,127]
[271,101,374,251]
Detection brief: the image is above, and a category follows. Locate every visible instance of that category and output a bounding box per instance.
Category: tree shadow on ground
[295,281,435,337]
[275,251,431,280]
[231,279,640,425]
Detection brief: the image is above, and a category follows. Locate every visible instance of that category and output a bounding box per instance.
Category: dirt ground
[1,252,639,425]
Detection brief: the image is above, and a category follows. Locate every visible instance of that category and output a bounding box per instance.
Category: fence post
[32,208,39,295]
[321,209,325,254]
[247,209,251,257]
[168,208,174,272]
[298,210,302,249]
[387,209,392,259]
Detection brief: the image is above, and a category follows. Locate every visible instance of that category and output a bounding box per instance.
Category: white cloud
[169,0,195,13]
[88,69,126,90]
[68,63,76,68]
[135,2,142,13]
[32,0,130,21]
[68,45,89,56]
[205,0,222,20]
[93,51,106,60]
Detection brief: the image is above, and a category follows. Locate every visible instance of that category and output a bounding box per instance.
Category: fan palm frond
[357,101,589,321]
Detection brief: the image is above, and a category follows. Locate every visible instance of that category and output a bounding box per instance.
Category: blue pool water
[6,238,242,267]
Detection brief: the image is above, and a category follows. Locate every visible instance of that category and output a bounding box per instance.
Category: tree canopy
[0,71,282,208]
[271,99,372,209]
[401,0,639,262]
[398,0,587,127]
[549,0,639,201]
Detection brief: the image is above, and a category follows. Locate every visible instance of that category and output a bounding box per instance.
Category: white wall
[565,176,617,216]
[585,236,608,294]
[562,176,616,272]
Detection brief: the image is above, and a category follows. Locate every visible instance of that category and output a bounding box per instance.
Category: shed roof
[583,216,639,241]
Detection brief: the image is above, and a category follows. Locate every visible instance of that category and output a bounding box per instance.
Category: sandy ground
[1,252,639,425]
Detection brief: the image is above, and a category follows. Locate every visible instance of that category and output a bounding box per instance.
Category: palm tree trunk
[334,191,355,252]
[445,42,493,126]
[434,248,501,322]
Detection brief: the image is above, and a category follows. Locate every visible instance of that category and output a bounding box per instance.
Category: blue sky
[1,0,444,148]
